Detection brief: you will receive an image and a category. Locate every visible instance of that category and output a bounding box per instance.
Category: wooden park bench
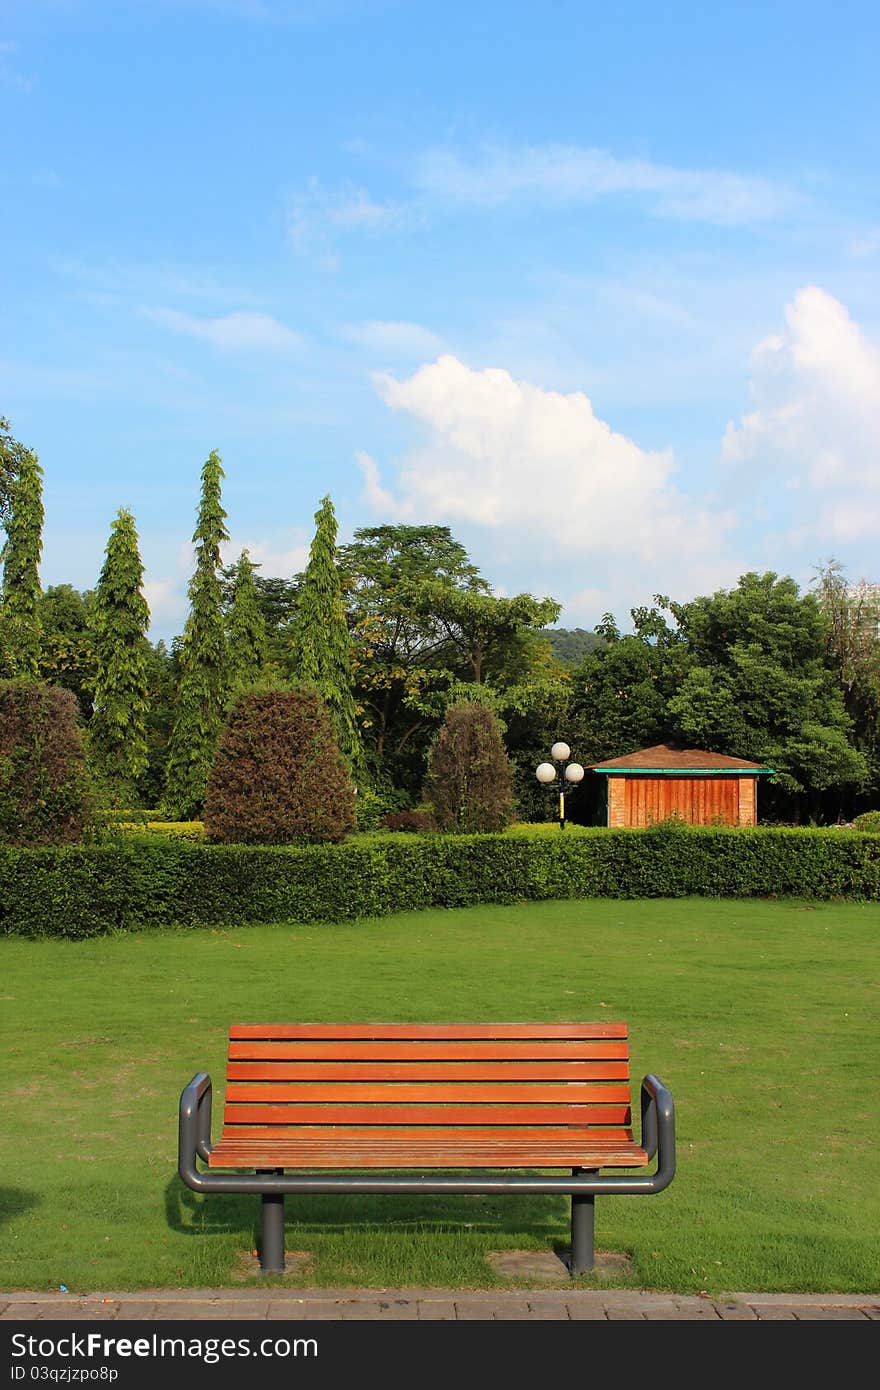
[178,1022,675,1276]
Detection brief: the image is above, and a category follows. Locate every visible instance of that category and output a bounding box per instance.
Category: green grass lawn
[1,897,878,1295]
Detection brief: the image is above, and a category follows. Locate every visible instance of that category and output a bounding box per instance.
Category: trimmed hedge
[1,825,879,938]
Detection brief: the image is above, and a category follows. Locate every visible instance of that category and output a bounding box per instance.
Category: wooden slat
[228,1041,629,1061]
[222,1125,636,1143]
[225,1082,629,1103]
[229,1022,629,1040]
[211,1020,648,1176]
[221,1104,632,1126]
[226,1061,631,1082]
[208,1129,647,1169]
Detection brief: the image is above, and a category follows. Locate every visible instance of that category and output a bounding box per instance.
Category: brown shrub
[204,686,355,844]
[382,809,433,833]
[424,702,514,834]
[0,680,90,844]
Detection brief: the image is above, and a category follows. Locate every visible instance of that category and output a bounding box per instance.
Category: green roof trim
[592,767,775,776]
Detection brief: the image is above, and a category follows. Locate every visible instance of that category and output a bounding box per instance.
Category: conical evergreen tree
[425,701,515,833]
[162,450,229,818]
[289,495,361,773]
[228,548,269,693]
[0,421,44,679]
[89,507,151,797]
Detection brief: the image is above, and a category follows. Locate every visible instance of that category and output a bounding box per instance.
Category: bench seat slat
[220,1124,637,1143]
[226,1061,631,1082]
[224,1082,632,1104]
[222,1103,632,1125]
[229,1041,629,1061]
[229,1023,629,1040]
[208,1129,646,1169]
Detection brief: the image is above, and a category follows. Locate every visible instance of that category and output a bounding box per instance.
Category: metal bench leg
[257,1171,285,1274]
[570,1169,596,1275]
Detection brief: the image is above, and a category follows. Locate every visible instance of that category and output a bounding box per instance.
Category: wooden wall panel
[621,777,742,826]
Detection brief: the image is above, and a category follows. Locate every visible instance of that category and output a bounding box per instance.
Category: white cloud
[141,308,305,352]
[287,178,415,267]
[356,450,399,514]
[342,320,443,356]
[414,143,797,226]
[849,228,880,259]
[723,287,880,540]
[361,354,736,602]
[142,577,187,627]
[0,40,33,94]
[223,532,310,578]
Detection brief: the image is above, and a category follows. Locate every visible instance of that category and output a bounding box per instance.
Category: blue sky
[2,0,879,639]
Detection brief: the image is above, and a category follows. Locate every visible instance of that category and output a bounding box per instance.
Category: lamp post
[535,741,585,830]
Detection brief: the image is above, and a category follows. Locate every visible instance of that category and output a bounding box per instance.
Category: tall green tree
[415,583,561,685]
[337,524,488,766]
[812,558,880,796]
[289,495,361,773]
[227,548,269,692]
[0,418,44,679]
[219,559,299,669]
[666,572,867,818]
[163,450,230,818]
[424,700,515,833]
[37,585,96,717]
[89,508,151,797]
[337,524,559,790]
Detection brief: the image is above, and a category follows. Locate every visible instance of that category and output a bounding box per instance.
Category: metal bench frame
[178,1067,675,1276]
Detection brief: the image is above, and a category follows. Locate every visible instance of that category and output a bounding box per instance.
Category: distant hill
[540,627,603,666]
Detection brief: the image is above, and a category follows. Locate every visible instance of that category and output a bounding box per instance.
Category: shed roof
[588,743,773,773]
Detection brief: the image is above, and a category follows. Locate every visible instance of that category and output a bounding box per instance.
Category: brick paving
[1,1289,877,1321]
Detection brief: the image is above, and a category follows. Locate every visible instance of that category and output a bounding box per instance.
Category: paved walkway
[2,1289,877,1321]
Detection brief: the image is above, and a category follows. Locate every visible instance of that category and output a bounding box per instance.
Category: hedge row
[1,825,879,938]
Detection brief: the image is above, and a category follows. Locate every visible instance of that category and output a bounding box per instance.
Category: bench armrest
[178,1072,214,1186]
[634,1072,675,1194]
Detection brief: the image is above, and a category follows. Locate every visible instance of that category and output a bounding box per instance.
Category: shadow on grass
[0,1188,38,1227]
[165,1175,562,1243]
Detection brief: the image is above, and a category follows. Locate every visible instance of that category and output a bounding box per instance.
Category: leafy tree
[288,495,361,774]
[0,416,29,529]
[666,572,868,818]
[162,449,229,819]
[569,635,670,764]
[338,524,561,796]
[416,584,561,686]
[812,558,880,798]
[424,700,515,833]
[0,680,90,844]
[88,508,151,798]
[337,524,488,772]
[497,669,582,822]
[204,686,355,843]
[220,559,299,668]
[0,419,44,679]
[37,584,96,717]
[138,638,177,809]
[227,548,269,693]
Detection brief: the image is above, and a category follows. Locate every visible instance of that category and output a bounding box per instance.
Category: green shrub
[204,686,355,844]
[853,810,880,833]
[425,702,514,833]
[354,785,410,831]
[1,825,877,938]
[0,680,90,845]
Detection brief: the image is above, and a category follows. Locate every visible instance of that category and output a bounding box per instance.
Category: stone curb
[2,1290,878,1322]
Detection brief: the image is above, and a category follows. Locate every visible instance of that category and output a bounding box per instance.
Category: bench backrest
[222,1022,634,1139]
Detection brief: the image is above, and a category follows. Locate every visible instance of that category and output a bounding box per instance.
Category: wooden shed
[589,744,774,827]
